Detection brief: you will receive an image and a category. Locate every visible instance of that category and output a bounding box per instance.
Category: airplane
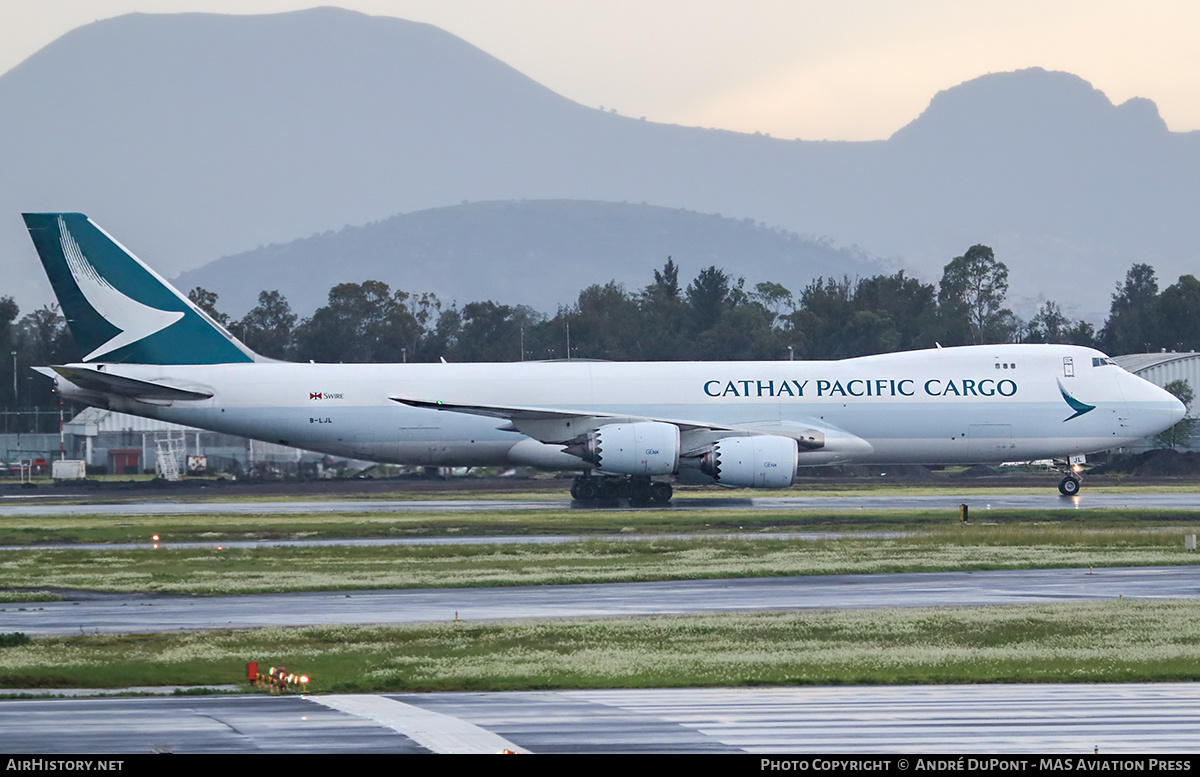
[22,212,1186,500]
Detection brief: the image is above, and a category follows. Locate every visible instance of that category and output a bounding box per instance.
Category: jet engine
[699,435,799,488]
[563,421,680,475]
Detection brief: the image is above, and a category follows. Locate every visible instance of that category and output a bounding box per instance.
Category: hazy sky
[3,1,1198,141]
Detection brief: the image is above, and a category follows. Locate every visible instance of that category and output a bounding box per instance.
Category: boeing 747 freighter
[23,213,1185,501]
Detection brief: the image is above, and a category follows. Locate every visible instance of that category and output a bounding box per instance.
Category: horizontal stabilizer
[51,365,213,401]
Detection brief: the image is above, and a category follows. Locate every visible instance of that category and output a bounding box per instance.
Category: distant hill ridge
[891,68,1171,144]
[2,8,1196,318]
[176,200,881,316]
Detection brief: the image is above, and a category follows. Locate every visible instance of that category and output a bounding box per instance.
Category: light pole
[11,351,16,405]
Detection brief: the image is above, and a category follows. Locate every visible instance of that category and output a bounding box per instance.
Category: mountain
[2,8,1197,320]
[173,200,881,316]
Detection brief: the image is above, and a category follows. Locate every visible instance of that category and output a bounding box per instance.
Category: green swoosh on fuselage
[1058,380,1096,422]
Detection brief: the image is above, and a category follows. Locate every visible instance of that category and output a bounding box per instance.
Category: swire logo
[309,392,344,400]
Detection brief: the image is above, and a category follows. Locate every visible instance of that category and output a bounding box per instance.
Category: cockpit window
[1092,357,1115,367]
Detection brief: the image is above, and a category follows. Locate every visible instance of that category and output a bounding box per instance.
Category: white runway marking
[310,694,529,754]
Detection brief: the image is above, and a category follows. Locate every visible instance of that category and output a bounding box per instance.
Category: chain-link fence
[0,408,67,434]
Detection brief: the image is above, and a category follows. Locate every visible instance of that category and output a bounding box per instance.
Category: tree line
[203,247,1200,365]
[4,245,1200,410]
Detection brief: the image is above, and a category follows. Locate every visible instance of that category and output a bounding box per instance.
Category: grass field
[0,524,1196,595]
[2,486,1198,692]
[1,600,1196,692]
[2,503,1199,545]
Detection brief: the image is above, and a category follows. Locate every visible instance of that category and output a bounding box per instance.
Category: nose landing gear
[1057,455,1086,496]
[1058,474,1082,496]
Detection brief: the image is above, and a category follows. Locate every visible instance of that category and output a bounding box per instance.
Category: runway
[1,684,1196,753]
[3,490,1198,754]
[4,565,1198,636]
[1,491,1198,517]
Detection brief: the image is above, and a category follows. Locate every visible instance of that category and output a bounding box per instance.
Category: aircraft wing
[390,395,825,451]
[47,365,214,401]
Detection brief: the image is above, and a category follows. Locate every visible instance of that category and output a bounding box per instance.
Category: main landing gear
[570,475,673,504]
[1058,474,1082,496]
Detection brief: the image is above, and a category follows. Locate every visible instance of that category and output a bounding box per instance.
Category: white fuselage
[54,344,1183,472]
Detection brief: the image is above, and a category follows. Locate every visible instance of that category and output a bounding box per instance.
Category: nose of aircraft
[1126,374,1187,438]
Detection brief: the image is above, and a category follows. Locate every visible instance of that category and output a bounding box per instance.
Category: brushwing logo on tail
[57,216,184,362]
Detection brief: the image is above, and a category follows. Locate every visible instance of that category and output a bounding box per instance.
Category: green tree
[187,287,230,326]
[293,281,421,363]
[1155,379,1197,450]
[560,282,641,360]
[683,266,750,358]
[852,271,938,351]
[422,304,462,362]
[14,305,74,408]
[1156,275,1200,352]
[0,296,19,406]
[640,258,686,360]
[693,302,782,360]
[685,265,738,334]
[1024,301,1099,347]
[785,277,853,359]
[238,290,296,359]
[1100,263,1160,354]
[752,281,794,324]
[648,257,680,301]
[452,301,545,362]
[784,274,932,359]
[937,245,1017,345]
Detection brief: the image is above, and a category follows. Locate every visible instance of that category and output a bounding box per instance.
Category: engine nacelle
[699,435,799,488]
[564,422,680,476]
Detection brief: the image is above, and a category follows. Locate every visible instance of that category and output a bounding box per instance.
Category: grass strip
[0,600,1196,692]
[1,507,1199,545]
[1,525,1197,595]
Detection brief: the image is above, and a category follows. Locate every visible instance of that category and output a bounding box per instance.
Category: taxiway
[3,565,1197,636]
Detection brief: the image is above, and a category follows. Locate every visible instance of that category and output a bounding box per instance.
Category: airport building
[1,407,333,477]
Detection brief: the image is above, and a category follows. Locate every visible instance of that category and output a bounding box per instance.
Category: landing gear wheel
[570,479,582,500]
[577,479,600,501]
[1058,475,1081,496]
[650,481,673,502]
